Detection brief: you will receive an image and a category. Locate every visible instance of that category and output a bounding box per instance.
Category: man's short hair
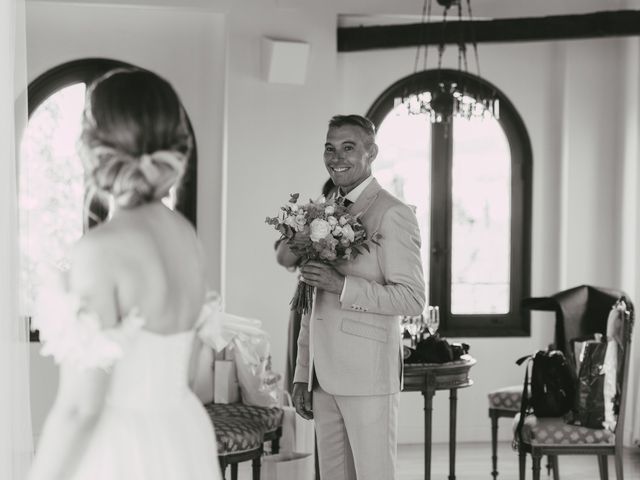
[328,115,376,140]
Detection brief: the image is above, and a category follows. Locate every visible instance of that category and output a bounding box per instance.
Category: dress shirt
[338,175,374,300]
[337,175,374,204]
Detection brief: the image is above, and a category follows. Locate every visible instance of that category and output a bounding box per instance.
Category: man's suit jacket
[293,179,425,395]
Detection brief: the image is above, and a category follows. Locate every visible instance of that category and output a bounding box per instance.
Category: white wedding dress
[33,285,223,480]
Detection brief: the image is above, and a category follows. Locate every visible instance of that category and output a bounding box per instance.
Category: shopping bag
[213,360,240,404]
[569,299,627,430]
[280,392,315,454]
[261,452,314,480]
[197,295,283,407]
[233,337,282,407]
[572,338,607,428]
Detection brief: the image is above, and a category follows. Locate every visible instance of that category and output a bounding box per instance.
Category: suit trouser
[312,385,399,480]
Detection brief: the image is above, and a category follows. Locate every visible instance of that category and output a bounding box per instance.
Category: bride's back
[92,202,205,334]
[75,68,204,334]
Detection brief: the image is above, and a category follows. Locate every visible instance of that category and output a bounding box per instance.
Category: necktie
[337,196,353,207]
[336,190,353,207]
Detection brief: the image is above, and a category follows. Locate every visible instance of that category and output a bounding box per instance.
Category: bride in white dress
[28,69,222,480]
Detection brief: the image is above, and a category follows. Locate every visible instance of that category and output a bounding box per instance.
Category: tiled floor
[231,441,640,479]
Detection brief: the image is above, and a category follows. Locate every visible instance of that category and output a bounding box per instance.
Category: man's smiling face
[323,125,377,194]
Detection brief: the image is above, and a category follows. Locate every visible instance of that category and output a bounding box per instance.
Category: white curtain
[1,0,34,478]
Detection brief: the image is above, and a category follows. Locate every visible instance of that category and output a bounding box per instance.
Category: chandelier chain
[413,0,430,74]
[422,0,433,71]
[457,1,467,73]
[466,0,481,77]
[437,5,450,73]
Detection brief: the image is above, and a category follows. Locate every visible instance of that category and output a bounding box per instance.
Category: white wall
[26,0,640,447]
[26,1,227,439]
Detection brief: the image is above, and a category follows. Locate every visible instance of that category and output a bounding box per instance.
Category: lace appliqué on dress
[33,285,145,370]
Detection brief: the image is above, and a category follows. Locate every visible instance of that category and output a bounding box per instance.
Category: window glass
[19,83,86,313]
[450,116,511,314]
[367,69,532,336]
[375,106,431,298]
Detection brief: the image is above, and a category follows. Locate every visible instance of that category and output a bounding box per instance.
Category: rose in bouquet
[266,193,380,314]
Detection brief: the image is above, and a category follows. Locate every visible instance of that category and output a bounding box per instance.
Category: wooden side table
[403,356,477,480]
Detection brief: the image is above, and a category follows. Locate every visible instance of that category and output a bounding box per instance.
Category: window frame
[367,69,532,337]
[27,58,198,227]
[25,58,198,341]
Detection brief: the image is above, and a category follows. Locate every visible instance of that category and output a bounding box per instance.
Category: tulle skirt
[70,393,221,480]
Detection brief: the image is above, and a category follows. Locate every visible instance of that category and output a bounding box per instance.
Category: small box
[214,360,240,404]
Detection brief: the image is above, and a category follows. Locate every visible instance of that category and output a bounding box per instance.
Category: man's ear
[368,143,379,162]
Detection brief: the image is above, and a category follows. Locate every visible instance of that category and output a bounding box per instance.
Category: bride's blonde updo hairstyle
[80,68,192,210]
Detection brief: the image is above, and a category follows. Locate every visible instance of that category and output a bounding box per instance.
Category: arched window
[367,70,532,337]
[21,59,197,338]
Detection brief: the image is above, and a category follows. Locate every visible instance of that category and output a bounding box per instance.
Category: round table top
[404,354,477,371]
[403,355,476,392]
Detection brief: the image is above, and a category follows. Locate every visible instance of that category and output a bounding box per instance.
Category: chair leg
[518,448,526,480]
[550,455,559,480]
[221,463,228,480]
[532,454,542,480]
[252,455,261,480]
[615,451,624,480]
[231,463,238,480]
[490,412,499,479]
[598,455,609,480]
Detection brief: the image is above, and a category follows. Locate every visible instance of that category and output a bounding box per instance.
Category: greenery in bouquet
[266,193,381,314]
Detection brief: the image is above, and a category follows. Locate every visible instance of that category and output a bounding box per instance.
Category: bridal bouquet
[266,193,380,314]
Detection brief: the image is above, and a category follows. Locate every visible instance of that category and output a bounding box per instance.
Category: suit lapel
[349,178,381,218]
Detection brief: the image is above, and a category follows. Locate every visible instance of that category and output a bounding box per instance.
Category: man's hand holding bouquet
[266,193,380,314]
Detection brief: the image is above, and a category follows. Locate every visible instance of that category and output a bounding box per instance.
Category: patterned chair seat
[205,408,265,455]
[515,415,615,446]
[488,385,522,411]
[206,402,284,433]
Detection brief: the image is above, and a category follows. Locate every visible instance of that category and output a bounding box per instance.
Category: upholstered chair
[515,292,633,480]
[487,285,627,479]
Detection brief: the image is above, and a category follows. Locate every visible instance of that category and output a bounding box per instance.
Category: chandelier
[395,0,499,123]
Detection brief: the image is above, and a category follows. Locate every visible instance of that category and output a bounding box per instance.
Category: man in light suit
[279,115,425,480]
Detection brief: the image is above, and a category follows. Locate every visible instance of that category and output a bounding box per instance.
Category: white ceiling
[25,0,640,22]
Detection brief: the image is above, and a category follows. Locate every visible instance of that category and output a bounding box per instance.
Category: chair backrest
[614,297,634,451]
[522,285,627,369]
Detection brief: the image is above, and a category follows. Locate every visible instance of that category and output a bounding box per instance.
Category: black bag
[406,333,469,363]
[570,338,608,428]
[514,349,577,444]
[529,350,577,417]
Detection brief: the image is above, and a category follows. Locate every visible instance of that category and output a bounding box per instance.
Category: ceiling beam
[338,10,640,52]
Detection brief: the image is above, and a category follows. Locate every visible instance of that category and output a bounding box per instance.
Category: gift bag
[197,296,282,407]
[572,336,607,428]
[280,392,315,454]
[262,452,313,480]
[570,298,627,431]
[232,334,283,407]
